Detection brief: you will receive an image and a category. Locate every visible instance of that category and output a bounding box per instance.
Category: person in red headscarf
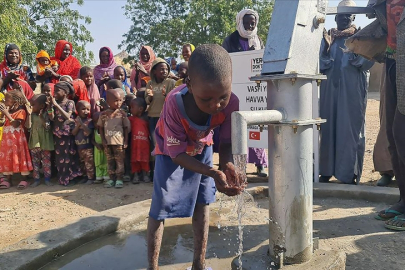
[11,80,35,101]
[52,40,82,81]
[130,46,156,91]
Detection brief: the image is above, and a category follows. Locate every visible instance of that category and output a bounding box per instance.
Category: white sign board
[230,49,268,149]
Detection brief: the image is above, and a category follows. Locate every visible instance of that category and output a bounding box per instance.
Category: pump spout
[231,110,283,155]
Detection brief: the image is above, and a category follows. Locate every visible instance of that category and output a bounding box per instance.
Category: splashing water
[233,154,249,270]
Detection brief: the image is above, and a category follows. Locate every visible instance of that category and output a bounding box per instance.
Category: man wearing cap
[319,0,374,185]
[347,0,405,231]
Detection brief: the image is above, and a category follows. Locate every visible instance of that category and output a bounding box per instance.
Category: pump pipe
[231,110,284,156]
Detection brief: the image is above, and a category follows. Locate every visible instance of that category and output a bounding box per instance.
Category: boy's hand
[212,170,241,196]
[223,162,246,190]
[123,143,128,149]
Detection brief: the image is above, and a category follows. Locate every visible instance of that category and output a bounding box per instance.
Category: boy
[97,88,130,189]
[72,100,95,185]
[147,44,245,270]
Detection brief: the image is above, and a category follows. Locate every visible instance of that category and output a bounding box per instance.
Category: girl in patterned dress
[0,90,33,189]
[48,81,82,186]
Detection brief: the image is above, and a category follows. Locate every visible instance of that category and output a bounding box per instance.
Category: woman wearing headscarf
[0,43,36,91]
[221,8,268,177]
[93,47,117,90]
[130,45,156,90]
[52,40,81,81]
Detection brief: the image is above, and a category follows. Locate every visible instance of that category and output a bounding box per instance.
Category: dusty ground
[0,96,390,251]
[41,197,404,270]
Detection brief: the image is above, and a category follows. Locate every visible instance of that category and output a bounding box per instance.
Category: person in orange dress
[128,98,151,183]
[0,90,33,189]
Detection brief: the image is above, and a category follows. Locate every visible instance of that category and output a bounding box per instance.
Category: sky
[73,0,373,64]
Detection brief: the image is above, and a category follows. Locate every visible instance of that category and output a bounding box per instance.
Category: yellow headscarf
[181,43,195,59]
[36,50,58,76]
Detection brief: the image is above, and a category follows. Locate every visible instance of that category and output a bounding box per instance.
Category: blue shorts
[149,146,216,220]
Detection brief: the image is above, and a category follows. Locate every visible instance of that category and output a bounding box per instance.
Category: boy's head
[125,94,136,107]
[151,58,169,83]
[178,62,188,79]
[80,66,93,87]
[42,83,54,97]
[76,100,91,118]
[113,66,126,82]
[187,44,232,115]
[106,88,124,110]
[106,79,122,90]
[30,94,47,114]
[130,98,147,117]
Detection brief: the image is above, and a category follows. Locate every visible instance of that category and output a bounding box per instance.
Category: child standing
[79,66,101,115]
[97,88,130,188]
[0,90,33,189]
[113,66,131,95]
[128,98,151,184]
[48,81,82,186]
[29,94,54,187]
[72,101,96,185]
[175,61,189,87]
[92,111,109,183]
[147,44,245,270]
[145,58,176,145]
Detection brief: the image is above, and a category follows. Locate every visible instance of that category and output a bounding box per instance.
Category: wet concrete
[39,196,405,270]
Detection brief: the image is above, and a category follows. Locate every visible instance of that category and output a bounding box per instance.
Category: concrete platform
[231,248,346,270]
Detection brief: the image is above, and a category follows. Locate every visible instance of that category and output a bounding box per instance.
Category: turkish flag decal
[249,131,261,140]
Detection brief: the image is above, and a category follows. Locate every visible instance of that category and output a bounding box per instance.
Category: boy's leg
[83,148,96,181]
[147,217,164,270]
[113,145,125,180]
[105,145,116,180]
[192,203,210,270]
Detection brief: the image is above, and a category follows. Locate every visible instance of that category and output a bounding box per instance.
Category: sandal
[17,181,29,190]
[115,180,124,188]
[0,180,11,189]
[385,214,405,231]
[94,178,104,184]
[375,208,403,221]
[104,179,115,188]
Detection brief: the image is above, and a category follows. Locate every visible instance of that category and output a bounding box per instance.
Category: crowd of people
[0,39,197,189]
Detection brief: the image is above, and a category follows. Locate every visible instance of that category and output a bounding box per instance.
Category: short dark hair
[131,97,147,112]
[106,79,122,89]
[31,94,47,106]
[188,44,231,84]
[79,66,92,77]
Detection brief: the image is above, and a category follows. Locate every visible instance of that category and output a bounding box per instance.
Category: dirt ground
[0,96,388,251]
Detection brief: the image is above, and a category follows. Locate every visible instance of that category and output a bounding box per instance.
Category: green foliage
[0,0,93,66]
[120,0,273,62]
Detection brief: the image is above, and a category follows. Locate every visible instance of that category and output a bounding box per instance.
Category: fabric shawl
[93,47,117,85]
[13,80,34,101]
[72,79,90,104]
[51,40,81,80]
[236,9,262,50]
[130,45,156,89]
[86,81,101,115]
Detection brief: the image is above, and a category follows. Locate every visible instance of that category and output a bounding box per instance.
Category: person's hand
[146,87,154,97]
[52,65,59,72]
[212,170,242,196]
[6,71,19,80]
[50,96,57,106]
[161,85,166,96]
[123,143,128,149]
[135,62,148,74]
[43,68,53,78]
[74,117,82,127]
[323,28,331,55]
[25,103,33,115]
[0,102,7,113]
